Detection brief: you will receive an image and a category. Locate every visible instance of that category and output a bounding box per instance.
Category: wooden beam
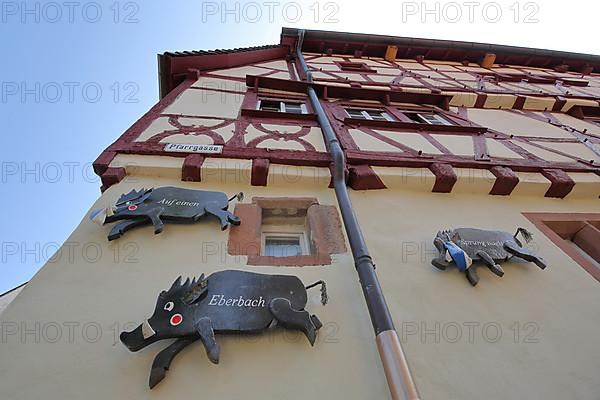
[480,53,496,69]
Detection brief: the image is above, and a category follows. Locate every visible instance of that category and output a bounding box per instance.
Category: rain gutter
[295,29,421,400]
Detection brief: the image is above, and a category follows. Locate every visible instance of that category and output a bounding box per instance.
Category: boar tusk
[90,209,107,226]
[142,319,156,339]
[90,206,116,226]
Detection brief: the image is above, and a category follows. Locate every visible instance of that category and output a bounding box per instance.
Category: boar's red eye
[170,314,183,326]
[164,302,174,311]
[128,205,138,211]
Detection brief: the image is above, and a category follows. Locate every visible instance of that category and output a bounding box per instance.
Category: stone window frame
[228,197,347,266]
[523,212,600,282]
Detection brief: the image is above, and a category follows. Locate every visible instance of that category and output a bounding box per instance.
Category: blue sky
[1,0,599,293]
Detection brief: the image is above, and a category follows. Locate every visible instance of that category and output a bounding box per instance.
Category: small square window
[345,108,394,121]
[263,234,307,257]
[258,100,307,114]
[260,207,310,257]
[228,197,347,266]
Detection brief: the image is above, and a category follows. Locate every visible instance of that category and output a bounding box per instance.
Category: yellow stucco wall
[0,172,390,400]
[349,187,600,400]
[1,165,598,400]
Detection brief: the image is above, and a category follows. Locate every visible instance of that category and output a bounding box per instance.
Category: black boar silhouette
[432,227,547,286]
[90,187,243,240]
[120,270,328,388]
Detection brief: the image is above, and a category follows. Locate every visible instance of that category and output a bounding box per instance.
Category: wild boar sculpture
[90,187,243,240]
[120,270,328,388]
[432,227,547,286]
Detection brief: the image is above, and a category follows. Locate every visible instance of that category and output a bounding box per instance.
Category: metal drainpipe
[295,30,420,400]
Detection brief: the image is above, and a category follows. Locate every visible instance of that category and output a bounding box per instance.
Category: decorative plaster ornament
[89,187,243,240]
[431,227,547,286]
[120,270,327,388]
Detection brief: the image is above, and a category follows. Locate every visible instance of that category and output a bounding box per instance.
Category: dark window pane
[284,103,303,114]
[259,100,281,112]
[346,109,365,118]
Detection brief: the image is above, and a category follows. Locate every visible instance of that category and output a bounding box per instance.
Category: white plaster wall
[467,109,575,139]
[163,90,244,119]
[192,76,247,93]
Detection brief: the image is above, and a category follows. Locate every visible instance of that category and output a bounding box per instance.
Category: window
[227,197,347,266]
[345,108,395,121]
[258,100,307,114]
[337,61,375,73]
[263,234,307,257]
[260,206,310,257]
[523,213,600,283]
[405,112,455,126]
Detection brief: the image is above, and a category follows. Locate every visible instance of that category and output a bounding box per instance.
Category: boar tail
[515,227,533,243]
[306,280,328,306]
[228,192,244,203]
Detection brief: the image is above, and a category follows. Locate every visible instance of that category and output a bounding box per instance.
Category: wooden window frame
[336,61,376,73]
[344,107,395,122]
[336,101,487,133]
[476,71,590,88]
[241,92,316,121]
[402,111,456,126]
[257,99,308,114]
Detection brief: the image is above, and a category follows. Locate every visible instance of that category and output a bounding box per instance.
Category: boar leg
[269,298,319,346]
[431,257,451,270]
[147,208,165,234]
[149,336,198,389]
[476,251,505,277]
[205,205,240,230]
[504,241,547,270]
[195,317,220,364]
[431,237,450,270]
[108,218,150,241]
[465,267,479,286]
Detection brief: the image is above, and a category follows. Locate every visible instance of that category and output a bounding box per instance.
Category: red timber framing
[93,28,600,196]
